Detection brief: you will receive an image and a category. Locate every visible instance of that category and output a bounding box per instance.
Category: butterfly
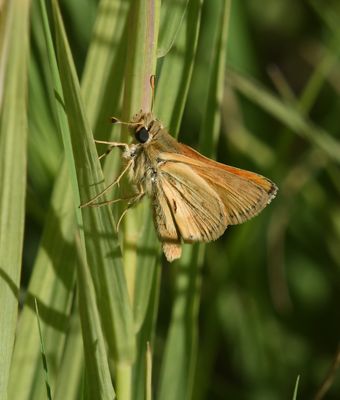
[82,110,277,262]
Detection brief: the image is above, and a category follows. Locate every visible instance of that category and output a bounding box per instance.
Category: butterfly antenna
[110,117,140,127]
[150,75,156,113]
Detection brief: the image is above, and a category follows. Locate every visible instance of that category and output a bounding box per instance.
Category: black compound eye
[135,127,149,143]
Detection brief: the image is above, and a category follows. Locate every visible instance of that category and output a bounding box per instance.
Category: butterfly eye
[135,127,149,143]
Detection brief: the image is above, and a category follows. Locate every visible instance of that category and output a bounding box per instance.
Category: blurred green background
[15,0,340,398]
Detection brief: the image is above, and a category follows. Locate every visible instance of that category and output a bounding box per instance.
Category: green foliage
[1,0,340,399]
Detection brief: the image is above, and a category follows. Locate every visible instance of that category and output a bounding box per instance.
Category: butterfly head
[111,110,163,145]
[128,110,162,145]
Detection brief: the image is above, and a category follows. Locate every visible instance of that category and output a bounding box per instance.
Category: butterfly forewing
[157,149,277,229]
[188,163,275,224]
[158,162,228,243]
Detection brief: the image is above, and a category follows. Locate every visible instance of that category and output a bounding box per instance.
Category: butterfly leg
[83,193,138,208]
[94,140,129,160]
[116,185,145,232]
[79,159,134,208]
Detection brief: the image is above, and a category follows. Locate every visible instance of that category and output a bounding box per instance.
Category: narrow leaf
[0,1,30,397]
[157,0,189,58]
[52,0,136,366]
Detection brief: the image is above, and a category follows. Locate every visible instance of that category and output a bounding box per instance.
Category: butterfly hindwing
[156,161,228,243]
[152,183,182,262]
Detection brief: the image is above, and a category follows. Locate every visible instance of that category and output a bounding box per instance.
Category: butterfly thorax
[122,112,181,195]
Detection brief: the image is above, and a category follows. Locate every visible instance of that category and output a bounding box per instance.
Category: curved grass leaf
[227,68,340,164]
[157,0,189,58]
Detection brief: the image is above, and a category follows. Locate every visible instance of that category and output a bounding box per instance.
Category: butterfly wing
[152,185,182,262]
[153,161,229,248]
[178,143,277,198]
[156,147,277,232]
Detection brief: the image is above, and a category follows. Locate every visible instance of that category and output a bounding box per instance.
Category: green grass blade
[80,8,134,396]
[82,0,131,236]
[154,0,204,135]
[41,7,113,400]
[75,236,116,400]
[227,68,340,163]
[0,1,30,398]
[199,0,231,155]
[132,227,160,332]
[157,1,230,399]
[145,342,152,400]
[133,266,161,400]
[52,0,135,360]
[54,307,84,400]
[157,0,189,58]
[292,375,300,400]
[130,0,203,394]
[117,2,161,397]
[101,0,161,336]
[34,299,53,400]
[28,0,62,198]
[157,246,203,400]
[122,0,160,116]
[8,162,76,400]
[81,0,131,131]
[48,1,136,397]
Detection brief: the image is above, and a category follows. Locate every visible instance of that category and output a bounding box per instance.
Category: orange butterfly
[82,110,277,262]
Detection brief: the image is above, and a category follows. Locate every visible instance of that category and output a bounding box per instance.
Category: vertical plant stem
[116,363,132,400]
[118,1,160,397]
[121,0,160,301]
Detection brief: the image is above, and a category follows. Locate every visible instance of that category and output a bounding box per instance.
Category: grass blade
[52,0,135,359]
[133,266,161,400]
[8,162,76,400]
[75,236,116,400]
[227,68,340,163]
[120,0,160,299]
[292,375,300,400]
[116,2,161,397]
[81,0,131,131]
[157,246,203,400]
[0,0,30,397]
[199,0,231,155]
[154,0,204,135]
[158,1,230,398]
[145,342,152,400]
[34,299,52,400]
[157,0,189,58]
[54,308,84,400]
